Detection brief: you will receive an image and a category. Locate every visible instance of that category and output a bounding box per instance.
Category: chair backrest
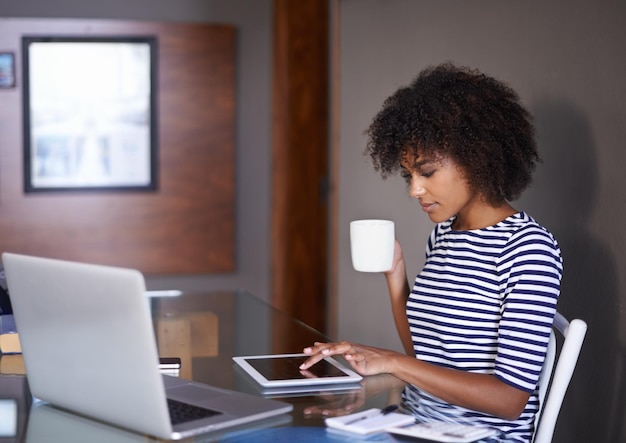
[535,330,557,428]
[533,311,588,443]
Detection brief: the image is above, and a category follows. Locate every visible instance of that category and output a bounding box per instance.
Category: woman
[300,63,562,441]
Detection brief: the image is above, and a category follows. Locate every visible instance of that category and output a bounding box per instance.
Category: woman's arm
[301,342,530,420]
[384,241,413,355]
[387,351,531,420]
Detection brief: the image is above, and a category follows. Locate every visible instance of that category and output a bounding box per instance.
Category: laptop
[2,253,293,440]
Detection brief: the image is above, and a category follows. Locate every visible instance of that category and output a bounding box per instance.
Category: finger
[304,341,347,357]
[299,352,326,370]
[344,350,365,361]
[320,341,355,356]
[303,341,331,355]
[301,341,357,369]
[300,343,349,369]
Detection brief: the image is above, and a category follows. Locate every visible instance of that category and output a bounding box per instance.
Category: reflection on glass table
[150,290,407,429]
[0,290,407,442]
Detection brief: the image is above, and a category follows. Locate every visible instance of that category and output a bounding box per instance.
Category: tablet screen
[247,355,347,380]
[233,353,363,388]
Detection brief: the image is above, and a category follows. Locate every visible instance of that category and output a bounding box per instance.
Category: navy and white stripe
[405,212,562,441]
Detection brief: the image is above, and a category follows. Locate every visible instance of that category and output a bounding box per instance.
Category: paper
[325,408,414,435]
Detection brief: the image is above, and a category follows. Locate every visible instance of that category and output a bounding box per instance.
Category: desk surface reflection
[0,291,406,442]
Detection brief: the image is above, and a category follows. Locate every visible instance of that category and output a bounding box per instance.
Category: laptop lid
[2,253,291,440]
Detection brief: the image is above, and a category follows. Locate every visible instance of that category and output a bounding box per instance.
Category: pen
[344,404,399,425]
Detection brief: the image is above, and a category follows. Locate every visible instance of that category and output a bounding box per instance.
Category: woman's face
[400,151,482,225]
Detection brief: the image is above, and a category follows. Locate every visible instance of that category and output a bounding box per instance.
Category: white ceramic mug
[350,219,395,272]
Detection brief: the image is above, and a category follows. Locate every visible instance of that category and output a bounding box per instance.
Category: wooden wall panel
[0,18,235,275]
[272,0,329,334]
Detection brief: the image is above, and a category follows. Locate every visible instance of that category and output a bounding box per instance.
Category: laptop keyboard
[167,398,222,425]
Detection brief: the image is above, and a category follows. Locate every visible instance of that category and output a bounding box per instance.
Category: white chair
[533,311,588,443]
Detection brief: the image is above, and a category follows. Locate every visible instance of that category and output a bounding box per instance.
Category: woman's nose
[409,179,425,198]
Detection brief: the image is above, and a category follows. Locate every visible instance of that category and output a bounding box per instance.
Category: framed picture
[0,52,16,88]
[21,36,158,192]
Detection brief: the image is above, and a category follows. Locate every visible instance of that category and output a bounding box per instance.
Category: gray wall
[0,0,274,301]
[335,1,626,442]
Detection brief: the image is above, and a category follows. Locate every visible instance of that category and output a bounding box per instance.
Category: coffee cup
[350,219,395,272]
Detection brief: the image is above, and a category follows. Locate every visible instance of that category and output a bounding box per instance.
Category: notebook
[2,252,293,440]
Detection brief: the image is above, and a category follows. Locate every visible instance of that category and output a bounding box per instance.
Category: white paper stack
[325,407,414,435]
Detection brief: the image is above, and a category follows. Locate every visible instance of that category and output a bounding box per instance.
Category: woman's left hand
[300,341,401,376]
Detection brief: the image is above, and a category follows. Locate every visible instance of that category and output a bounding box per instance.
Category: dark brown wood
[328,0,341,340]
[0,18,235,274]
[272,0,329,336]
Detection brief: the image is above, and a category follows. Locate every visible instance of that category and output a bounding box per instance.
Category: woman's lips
[420,202,438,213]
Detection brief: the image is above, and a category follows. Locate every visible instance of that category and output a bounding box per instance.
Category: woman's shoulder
[501,212,557,240]
[500,213,562,264]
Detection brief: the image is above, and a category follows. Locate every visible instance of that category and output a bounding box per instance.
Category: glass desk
[0,290,406,442]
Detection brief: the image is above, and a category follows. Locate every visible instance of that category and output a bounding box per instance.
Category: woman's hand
[300,341,403,376]
[384,240,409,303]
[385,239,406,276]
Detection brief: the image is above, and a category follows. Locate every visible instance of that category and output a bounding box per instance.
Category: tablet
[232,353,363,388]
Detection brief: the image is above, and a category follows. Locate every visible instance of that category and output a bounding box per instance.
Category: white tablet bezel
[232,353,363,388]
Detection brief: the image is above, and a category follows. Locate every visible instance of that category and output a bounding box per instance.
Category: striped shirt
[403,212,562,442]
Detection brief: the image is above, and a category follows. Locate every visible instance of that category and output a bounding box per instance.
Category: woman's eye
[400,171,412,182]
[420,170,435,178]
